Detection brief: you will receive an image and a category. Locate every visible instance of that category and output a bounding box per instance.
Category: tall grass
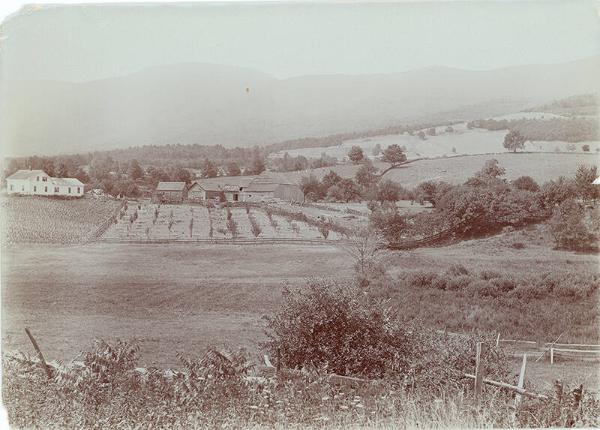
[3,340,597,429]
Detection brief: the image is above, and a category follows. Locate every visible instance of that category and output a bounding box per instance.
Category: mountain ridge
[2,56,599,157]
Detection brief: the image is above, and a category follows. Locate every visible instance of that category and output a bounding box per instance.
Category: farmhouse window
[54,187,59,193]
[42,177,47,182]
[44,186,48,192]
[37,176,40,181]
[77,187,80,193]
[21,186,24,191]
[33,186,37,192]
[68,187,71,193]
[10,185,13,191]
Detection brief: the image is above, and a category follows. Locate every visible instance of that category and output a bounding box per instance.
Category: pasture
[383,152,600,188]
[2,227,598,390]
[270,115,600,162]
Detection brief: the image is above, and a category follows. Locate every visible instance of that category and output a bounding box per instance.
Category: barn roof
[156,182,187,191]
[6,169,48,180]
[244,183,279,193]
[244,175,280,193]
[192,175,254,192]
[593,177,600,185]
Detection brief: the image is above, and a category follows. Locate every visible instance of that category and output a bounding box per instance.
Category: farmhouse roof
[156,181,187,191]
[593,177,600,185]
[6,169,48,180]
[51,177,84,186]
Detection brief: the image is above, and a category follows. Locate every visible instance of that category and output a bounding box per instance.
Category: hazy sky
[1,1,599,82]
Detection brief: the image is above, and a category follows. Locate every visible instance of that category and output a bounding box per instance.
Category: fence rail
[97,237,353,245]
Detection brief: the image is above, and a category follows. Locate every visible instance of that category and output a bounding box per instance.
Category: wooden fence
[498,337,600,363]
[97,237,353,245]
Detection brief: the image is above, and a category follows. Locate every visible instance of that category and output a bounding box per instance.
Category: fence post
[474,342,485,405]
[24,328,53,379]
[550,347,554,364]
[514,354,527,416]
[496,333,500,348]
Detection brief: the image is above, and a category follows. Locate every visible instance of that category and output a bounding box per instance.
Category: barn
[153,182,188,203]
[242,173,303,203]
[189,176,254,202]
[6,169,84,197]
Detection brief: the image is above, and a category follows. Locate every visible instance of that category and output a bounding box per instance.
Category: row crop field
[0,196,121,245]
[101,201,348,241]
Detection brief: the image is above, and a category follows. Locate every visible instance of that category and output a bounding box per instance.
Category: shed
[153,182,187,203]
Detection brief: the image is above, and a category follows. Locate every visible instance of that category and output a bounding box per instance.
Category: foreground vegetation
[3,281,599,429]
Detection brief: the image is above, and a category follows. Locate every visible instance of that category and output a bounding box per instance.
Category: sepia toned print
[1,1,599,428]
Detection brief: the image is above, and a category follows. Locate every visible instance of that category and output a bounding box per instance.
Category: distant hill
[1,56,599,157]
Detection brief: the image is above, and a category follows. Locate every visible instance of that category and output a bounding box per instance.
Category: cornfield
[1,196,122,244]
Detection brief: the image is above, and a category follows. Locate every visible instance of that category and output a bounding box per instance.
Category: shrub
[512,176,540,192]
[226,218,238,238]
[446,274,473,291]
[445,264,469,277]
[511,242,526,249]
[431,275,447,290]
[490,276,517,293]
[263,280,412,378]
[478,269,501,280]
[469,280,501,298]
[549,199,596,250]
[318,221,329,239]
[248,213,262,238]
[405,271,437,288]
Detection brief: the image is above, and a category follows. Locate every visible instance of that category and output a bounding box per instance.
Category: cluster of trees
[299,145,412,204]
[96,144,267,170]
[347,144,407,170]
[269,152,337,172]
[468,117,598,143]
[367,160,599,250]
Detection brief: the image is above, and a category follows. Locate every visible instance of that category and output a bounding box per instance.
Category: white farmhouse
[6,169,84,197]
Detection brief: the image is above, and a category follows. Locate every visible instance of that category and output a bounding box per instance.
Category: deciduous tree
[503,130,526,152]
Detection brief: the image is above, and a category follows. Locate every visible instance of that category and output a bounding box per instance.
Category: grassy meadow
[382,152,600,188]
[2,226,598,392]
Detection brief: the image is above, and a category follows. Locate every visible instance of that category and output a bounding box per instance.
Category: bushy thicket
[549,199,598,251]
[369,266,600,343]
[397,266,599,301]
[370,160,598,249]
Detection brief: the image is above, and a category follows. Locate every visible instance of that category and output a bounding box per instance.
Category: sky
[0,0,599,82]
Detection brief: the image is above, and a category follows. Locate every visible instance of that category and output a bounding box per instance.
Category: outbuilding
[153,182,187,203]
